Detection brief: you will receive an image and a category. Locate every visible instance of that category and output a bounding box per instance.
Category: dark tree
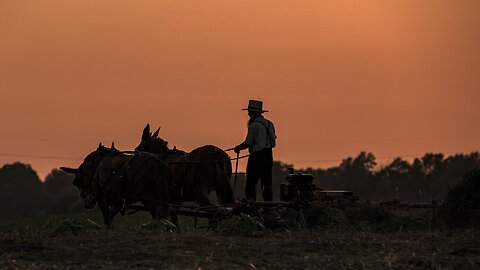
[376,157,411,200]
[0,162,48,219]
[43,169,83,214]
[44,169,74,195]
[295,151,480,202]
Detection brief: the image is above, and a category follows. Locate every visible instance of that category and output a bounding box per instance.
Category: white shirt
[244,115,277,153]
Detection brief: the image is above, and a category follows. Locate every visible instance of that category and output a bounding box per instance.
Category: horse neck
[97,150,121,162]
[88,150,121,174]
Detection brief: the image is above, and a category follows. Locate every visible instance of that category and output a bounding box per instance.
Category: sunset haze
[1,0,479,179]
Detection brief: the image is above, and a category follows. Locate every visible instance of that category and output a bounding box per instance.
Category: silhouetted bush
[442,169,480,228]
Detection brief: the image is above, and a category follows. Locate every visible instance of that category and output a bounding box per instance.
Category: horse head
[61,143,119,209]
[61,164,97,209]
[135,124,169,154]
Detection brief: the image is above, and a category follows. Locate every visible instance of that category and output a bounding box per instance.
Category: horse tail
[215,148,234,204]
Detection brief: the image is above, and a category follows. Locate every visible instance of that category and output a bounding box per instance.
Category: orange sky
[1,0,479,179]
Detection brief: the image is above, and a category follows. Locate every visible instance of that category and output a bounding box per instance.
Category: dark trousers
[245,148,273,201]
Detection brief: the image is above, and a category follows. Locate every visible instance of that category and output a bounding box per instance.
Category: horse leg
[144,201,166,220]
[97,198,112,227]
[108,204,121,223]
[145,203,177,231]
[170,210,179,227]
[214,162,235,204]
[142,200,158,220]
[155,204,172,220]
[191,166,213,205]
[192,187,212,206]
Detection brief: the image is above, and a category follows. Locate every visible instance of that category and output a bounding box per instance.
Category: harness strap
[120,154,155,194]
[91,151,123,196]
[258,120,274,148]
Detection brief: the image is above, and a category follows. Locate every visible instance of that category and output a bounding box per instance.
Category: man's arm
[235,121,258,153]
[234,142,249,153]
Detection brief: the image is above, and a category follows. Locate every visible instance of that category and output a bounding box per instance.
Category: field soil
[1,228,479,269]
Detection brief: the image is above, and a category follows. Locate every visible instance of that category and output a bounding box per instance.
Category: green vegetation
[0,211,210,239]
[215,214,265,237]
[0,205,444,240]
[213,206,444,237]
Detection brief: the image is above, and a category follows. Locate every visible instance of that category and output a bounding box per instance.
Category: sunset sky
[1,0,479,179]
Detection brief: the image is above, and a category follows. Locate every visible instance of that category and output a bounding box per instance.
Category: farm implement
[126,165,440,229]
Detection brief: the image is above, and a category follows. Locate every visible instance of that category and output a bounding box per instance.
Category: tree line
[0,163,81,219]
[282,151,480,202]
[1,151,479,219]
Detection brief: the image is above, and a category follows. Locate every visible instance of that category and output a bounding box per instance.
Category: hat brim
[242,108,269,112]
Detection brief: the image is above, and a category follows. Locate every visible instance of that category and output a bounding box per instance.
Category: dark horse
[135,124,234,205]
[61,143,173,226]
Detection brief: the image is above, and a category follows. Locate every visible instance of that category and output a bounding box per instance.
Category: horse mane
[83,143,120,164]
[166,145,186,157]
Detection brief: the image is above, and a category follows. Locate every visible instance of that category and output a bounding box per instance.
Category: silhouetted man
[234,100,277,201]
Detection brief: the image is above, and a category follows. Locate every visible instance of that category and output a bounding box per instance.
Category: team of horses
[61,124,234,227]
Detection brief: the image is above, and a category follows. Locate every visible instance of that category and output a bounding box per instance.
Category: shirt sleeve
[244,123,259,146]
[270,121,277,139]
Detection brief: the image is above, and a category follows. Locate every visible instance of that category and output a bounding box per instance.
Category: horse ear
[142,124,151,140]
[152,127,160,139]
[111,142,116,150]
[98,142,104,149]
[60,167,78,174]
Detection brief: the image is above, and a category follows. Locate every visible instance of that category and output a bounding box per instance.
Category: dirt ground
[1,228,479,270]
